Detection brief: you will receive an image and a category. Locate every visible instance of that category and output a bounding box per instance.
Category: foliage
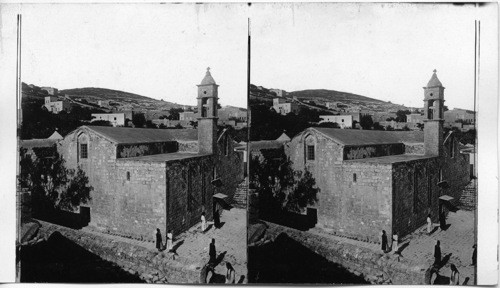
[395,110,412,122]
[145,120,157,128]
[21,98,106,139]
[174,123,184,129]
[19,147,92,212]
[58,168,93,211]
[373,122,384,130]
[402,125,411,131]
[317,122,340,128]
[444,128,476,145]
[189,120,198,129]
[250,102,333,141]
[168,108,184,120]
[250,148,319,214]
[132,113,146,128]
[416,123,424,131]
[360,115,374,130]
[90,120,113,127]
[385,125,394,131]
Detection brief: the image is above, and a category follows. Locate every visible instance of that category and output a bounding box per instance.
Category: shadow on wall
[248,233,368,284]
[20,231,144,283]
[260,208,317,231]
[33,207,90,229]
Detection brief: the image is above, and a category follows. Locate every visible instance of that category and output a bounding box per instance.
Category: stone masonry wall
[266,222,428,285]
[392,157,440,238]
[110,160,167,241]
[337,162,393,242]
[58,127,118,228]
[343,144,404,160]
[441,136,470,202]
[117,142,178,158]
[287,130,393,243]
[166,156,215,236]
[38,221,201,283]
[216,133,244,202]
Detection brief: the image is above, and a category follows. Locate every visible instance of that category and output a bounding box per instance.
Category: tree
[396,110,412,122]
[250,148,319,215]
[360,115,374,130]
[19,147,92,213]
[386,125,394,131]
[174,123,184,129]
[168,108,184,120]
[373,122,384,130]
[145,120,157,128]
[416,123,424,131]
[132,113,146,128]
[402,125,411,131]
[189,120,198,129]
[90,120,113,126]
[316,122,340,128]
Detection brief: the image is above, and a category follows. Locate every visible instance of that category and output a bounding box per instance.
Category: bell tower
[423,69,445,156]
[197,67,219,154]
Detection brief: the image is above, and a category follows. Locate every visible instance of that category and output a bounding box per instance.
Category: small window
[126,172,130,181]
[114,117,117,120]
[306,145,315,161]
[80,144,88,159]
[353,173,357,182]
[342,119,344,122]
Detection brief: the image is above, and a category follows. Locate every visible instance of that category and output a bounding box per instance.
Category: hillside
[250,84,408,113]
[289,89,385,104]
[60,87,188,111]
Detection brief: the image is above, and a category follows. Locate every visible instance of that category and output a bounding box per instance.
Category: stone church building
[58,68,244,240]
[285,71,470,242]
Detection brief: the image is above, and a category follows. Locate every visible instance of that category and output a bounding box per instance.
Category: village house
[272,98,299,116]
[283,71,470,242]
[58,68,244,240]
[319,115,353,129]
[43,96,71,114]
[91,113,126,127]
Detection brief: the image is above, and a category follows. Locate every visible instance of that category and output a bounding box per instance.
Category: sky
[250,3,497,111]
[19,3,249,108]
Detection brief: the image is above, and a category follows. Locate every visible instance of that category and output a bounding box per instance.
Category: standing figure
[472,244,477,266]
[381,230,388,252]
[392,232,399,253]
[166,229,173,252]
[439,211,447,230]
[209,238,217,264]
[214,209,221,229]
[427,214,433,234]
[201,212,207,232]
[155,228,163,252]
[434,240,441,266]
[449,264,460,285]
[225,262,236,284]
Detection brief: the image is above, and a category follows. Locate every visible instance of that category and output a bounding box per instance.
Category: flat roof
[312,127,424,146]
[344,154,436,164]
[117,152,210,162]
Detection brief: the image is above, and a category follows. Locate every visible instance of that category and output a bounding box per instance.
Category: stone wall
[37,221,202,283]
[392,157,440,238]
[287,130,393,243]
[265,222,428,285]
[216,133,245,202]
[166,156,215,236]
[117,142,178,158]
[441,136,470,202]
[343,144,404,160]
[404,143,425,155]
[106,160,167,241]
[337,162,393,242]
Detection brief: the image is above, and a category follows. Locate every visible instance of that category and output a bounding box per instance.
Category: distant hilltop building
[319,115,353,129]
[58,68,244,240]
[407,113,424,124]
[272,98,299,115]
[91,113,126,127]
[444,108,475,128]
[40,86,58,95]
[179,111,196,122]
[270,88,287,97]
[43,96,71,114]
